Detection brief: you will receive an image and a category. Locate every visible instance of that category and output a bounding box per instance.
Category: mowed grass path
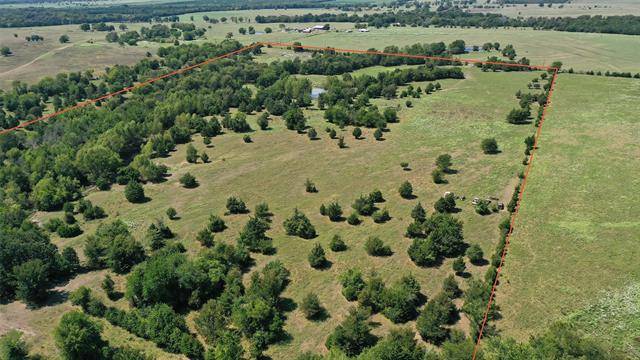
[39,66,535,358]
[496,74,640,347]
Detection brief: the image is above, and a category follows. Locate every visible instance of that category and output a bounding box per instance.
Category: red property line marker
[471,69,559,360]
[0,39,560,356]
[0,43,261,136]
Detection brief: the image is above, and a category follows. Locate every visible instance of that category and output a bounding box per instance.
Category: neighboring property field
[18,63,541,358]
[3,6,640,89]
[497,74,640,354]
[470,0,640,17]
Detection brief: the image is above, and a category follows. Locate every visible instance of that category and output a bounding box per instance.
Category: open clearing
[470,0,640,18]
[20,64,541,358]
[497,74,640,353]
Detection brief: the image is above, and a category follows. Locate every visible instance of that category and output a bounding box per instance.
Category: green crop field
[469,0,640,18]
[497,74,640,354]
[19,64,543,358]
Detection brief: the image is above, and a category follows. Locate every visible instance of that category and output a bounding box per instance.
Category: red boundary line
[0,40,560,358]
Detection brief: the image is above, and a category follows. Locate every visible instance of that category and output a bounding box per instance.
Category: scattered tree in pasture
[330,235,347,252]
[179,172,198,188]
[452,257,466,275]
[365,236,392,256]
[481,138,499,154]
[300,292,324,320]
[283,209,316,239]
[308,243,327,269]
[398,181,414,199]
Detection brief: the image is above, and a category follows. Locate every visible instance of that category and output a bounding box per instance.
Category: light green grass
[26,65,541,358]
[496,74,640,348]
[469,0,640,18]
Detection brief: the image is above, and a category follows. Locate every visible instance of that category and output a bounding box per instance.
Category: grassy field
[470,0,640,17]
[17,64,542,358]
[3,6,640,90]
[496,74,640,353]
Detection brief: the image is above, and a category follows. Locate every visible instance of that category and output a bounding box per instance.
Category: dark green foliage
[347,212,360,225]
[434,193,456,213]
[481,138,499,154]
[506,108,530,124]
[407,237,438,266]
[369,189,384,203]
[300,292,323,320]
[307,243,327,268]
[462,279,495,340]
[337,135,346,149]
[195,299,229,346]
[442,275,461,299]
[405,221,424,239]
[364,236,391,257]
[13,259,49,305]
[374,128,383,141]
[508,183,521,213]
[208,215,227,232]
[372,208,390,223]
[283,209,316,239]
[352,127,362,139]
[237,217,271,254]
[352,195,375,216]
[257,112,269,130]
[225,196,247,214]
[60,247,80,274]
[304,178,317,193]
[180,173,198,188]
[417,292,457,344]
[196,229,215,247]
[166,207,177,220]
[325,307,375,357]
[307,127,317,140]
[54,311,106,360]
[452,257,466,275]
[398,181,413,199]
[475,199,491,215]
[242,135,252,143]
[329,128,337,139]
[432,169,445,184]
[411,202,427,222]
[204,330,243,360]
[466,244,484,265]
[283,107,307,132]
[124,181,145,203]
[200,152,209,163]
[435,154,452,172]
[186,144,198,163]
[330,235,347,252]
[106,234,146,274]
[0,330,29,360]
[102,274,116,300]
[324,202,343,221]
[358,327,426,360]
[340,268,365,301]
[57,223,83,238]
[382,275,421,323]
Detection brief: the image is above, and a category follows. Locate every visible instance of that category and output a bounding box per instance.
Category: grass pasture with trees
[0,39,549,358]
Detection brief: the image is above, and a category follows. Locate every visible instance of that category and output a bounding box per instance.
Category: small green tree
[330,235,347,252]
[180,173,198,188]
[435,154,452,172]
[54,311,105,360]
[365,236,391,256]
[329,128,337,139]
[166,207,177,220]
[308,128,317,140]
[59,34,70,43]
[398,181,414,199]
[466,244,484,265]
[432,169,445,184]
[283,209,316,239]
[337,135,346,149]
[124,181,145,203]
[325,202,343,221]
[374,128,383,141]
[101,274,116,300]
[347,213,360,225]
[208,214,227,232]
[186,144,198,163]
[305,179,317,193]
[481,138,499,154]
[226,196,248,214]
[372,208,390,223]
[0,330,29,359]
[452,257,466,275]
[257,112,269,130]
[200,152,209,163]
[352,127,362,139]
[197,229,215,247]
[13,259,49,305]
[411,202,427,222]
[308,243,327,268]
[300,293,323,320]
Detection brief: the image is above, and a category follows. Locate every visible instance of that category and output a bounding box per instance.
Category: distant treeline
[0,0,333,28]
[256,7,640,35]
